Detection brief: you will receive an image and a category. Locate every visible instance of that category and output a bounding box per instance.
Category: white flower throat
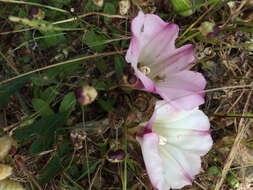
[139,66,151,75]
[159,135,168,146]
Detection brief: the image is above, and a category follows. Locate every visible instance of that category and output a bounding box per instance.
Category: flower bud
[74,141,83,150]
[199,21,219,39]
[127,74,138,85]
[75,86,98,105]
[171,0,195,16]
[0,179,26,190]
[106,149,126,163]
[92,0,103,7]
[119,0,131,15]
[0,164,12,180]
[0,136,16,161]
[28,7,45,20]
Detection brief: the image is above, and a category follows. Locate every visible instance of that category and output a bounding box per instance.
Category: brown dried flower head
[0,136,16,161]
[106,149,126,163]
[119,0,131,15]
[0,164,12,180]
[0,179,26,190]
[92,0,103,7]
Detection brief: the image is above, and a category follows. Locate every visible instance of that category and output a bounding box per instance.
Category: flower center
[139,66,151,75]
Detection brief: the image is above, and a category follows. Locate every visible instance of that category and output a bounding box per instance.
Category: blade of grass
[0,0,69,13]
[0,49,127,85]
[123,120,127,190]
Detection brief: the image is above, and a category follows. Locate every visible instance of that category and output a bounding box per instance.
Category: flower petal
[134,69,156,92]
[153,103,212,188]
[138,23,179,70]
[154,70,206,110]
[126,11,180,91]
[137,132,167,189]
[159,145,201,188]
[154,101,210,131]
[149,44,195,79]
[125,11,145,65]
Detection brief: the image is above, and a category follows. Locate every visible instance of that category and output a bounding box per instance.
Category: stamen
[159,136,167,145]
[139,66,151,75]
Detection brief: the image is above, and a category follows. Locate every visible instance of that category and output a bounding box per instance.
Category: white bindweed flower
[137,101,213,189]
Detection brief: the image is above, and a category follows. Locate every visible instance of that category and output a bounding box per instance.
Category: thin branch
[14,155,43,190]
[214,86,252,190]
[0,49,127,85]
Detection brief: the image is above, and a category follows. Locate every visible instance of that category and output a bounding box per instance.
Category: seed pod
[0,179,26,190]
[106,149,126,163]
[75,86,98,105]
[199,21,219,39]
[119,0,131,15]
[92,0,103,7]
[171,0,194,16]
[0,164,12,180]
[0,136,16,161]
[28,7,45,20]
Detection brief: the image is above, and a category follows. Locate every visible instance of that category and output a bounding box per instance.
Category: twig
[88,160,104,190]
[177,2,217,41]
[63,172,85,190]
[0,49,127,85]
[214,86,252,190]
[220,0,248,30]
[0,50,19,74]
[53,12,129,25]
[0,12,129,35]
[14,155,43,190]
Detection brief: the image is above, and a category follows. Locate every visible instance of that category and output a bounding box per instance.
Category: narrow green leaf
[0,76,30,106]
[32,98,54,116]
[15,112,68,140]
[59,92,76,116]
[38,156,63,184]
[114,55,125,80]
[77,160,101,181]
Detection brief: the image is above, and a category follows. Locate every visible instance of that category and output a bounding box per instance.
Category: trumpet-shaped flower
[126,11,206,110]
[137,101,212,189]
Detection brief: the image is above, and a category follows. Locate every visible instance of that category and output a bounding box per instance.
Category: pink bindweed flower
[126,11,206,110]
[137,101,212,189]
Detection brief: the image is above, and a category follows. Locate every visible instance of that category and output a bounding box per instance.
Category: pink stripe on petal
[138,23,179,68]
[155,87,205,110]
[138,132,164,189]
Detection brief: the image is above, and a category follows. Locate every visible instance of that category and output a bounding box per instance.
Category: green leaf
[77,160,101,181]
[29,138,53,154]
[93,79,107,90]
[84,30,107,52]
[41,86,59,104]
[227,174,239,189]
[0,76,30,106]
[15,112,68,140]
[96,60,107,73]
[32,98,54,116]
[38,156,63,184]
[66,164,80,179]
[208,166,221,176]
[103,2,116,24]
[57,141,70,157]
[98,99,115,111]
[59,92,76,116]
[114,55,125,80]
[40,31,67,47]
[126,157,135,171]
